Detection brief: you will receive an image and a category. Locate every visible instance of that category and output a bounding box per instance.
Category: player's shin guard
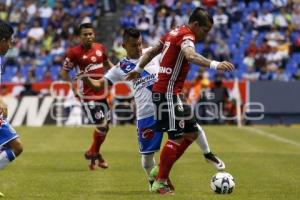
[0,148,16,169]
[141,153,156,180]
[157,140,180,181]
[87,128,107,154]
[93,128,107,153]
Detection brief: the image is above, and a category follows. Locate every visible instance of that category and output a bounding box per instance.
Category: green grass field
[1,125,300,200]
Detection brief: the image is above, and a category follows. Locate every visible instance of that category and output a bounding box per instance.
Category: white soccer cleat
[204,152,226,171]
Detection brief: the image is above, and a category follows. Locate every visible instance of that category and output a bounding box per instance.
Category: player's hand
[217,61,235,71]
[125,70,140,81]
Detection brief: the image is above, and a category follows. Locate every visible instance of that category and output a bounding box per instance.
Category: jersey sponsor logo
[85,63,103,72]
[141,128,154,140]
[83,55,88,59]
[133,74,157,91]
[159,67,172,75]
[96,50,102,57]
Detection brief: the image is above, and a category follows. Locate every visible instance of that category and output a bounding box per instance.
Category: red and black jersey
[153,25,195,94]
[63,43,108,101]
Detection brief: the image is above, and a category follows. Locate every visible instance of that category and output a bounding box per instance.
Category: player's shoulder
[166,25,195,41]
[67,45,82,55]
[93,43,106,50]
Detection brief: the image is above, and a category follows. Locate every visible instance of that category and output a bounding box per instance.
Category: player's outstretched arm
[125,42,163,81]
[84,77,107,92]
[182,46,235,71]
[75,72,107,92]
[104,59,114,70]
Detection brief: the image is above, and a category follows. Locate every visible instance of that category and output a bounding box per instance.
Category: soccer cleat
[150,166,175,191]
[97,153,108,169]
[0,191,4,197]
[84,151,98,170]
[151,181,174,195]
[148,180,154,191]
[204,152,225,171]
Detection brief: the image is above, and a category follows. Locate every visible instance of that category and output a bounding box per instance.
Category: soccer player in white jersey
[0,21,23,197]
[77,28,225,191]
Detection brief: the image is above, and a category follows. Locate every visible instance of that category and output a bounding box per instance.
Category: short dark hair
[78,23,94,33]
[123,27,141,42]
[188,7,213,27]
[0,21,14,40]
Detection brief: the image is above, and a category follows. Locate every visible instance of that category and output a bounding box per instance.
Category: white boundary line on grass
[241,126,300,148]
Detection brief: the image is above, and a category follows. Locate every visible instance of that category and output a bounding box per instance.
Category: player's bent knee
[96,125,109,134]
[184,132,199,141]
[10,139,23,157]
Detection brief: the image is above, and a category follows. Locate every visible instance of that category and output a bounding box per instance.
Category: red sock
[175,138,193,160]
[157,140,180,181]
[88,129,107,154]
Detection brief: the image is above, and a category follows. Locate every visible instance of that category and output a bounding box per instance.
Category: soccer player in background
[126,8,234,194]
[78,27,226,192]
[0,21,24,197]
[60,23,114,170]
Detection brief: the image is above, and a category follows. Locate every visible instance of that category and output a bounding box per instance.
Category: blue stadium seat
[262,1,274,10]
[248,1,260,11]
[292,53,300,63]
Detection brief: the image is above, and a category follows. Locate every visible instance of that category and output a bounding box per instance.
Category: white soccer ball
[210,172,235,194]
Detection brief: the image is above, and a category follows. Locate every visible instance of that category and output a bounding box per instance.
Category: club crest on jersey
[96,50,102,57]
[119,60,135,74]
[83,55,87,59]
[141,128,154,140]
[91,56,97,62]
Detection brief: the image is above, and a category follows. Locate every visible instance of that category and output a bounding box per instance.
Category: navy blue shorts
[137,116,163,154]
[82,100,110,124]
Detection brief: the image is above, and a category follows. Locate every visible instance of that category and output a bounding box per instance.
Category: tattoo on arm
[182,46,211,67]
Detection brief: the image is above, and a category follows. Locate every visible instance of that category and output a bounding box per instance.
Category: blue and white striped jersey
[105,50,160,120]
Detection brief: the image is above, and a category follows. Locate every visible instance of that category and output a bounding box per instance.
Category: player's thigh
[82,100,110,125]
[137,116,163,154]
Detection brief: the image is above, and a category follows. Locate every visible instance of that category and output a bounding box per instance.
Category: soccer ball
[210,172,235,194]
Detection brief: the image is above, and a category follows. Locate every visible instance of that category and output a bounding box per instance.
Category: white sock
[141,153,156,181]
[195,124,211,154]
[0,150,11,169]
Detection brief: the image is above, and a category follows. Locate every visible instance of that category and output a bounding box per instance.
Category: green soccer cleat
[0,191,4,197]
[150,166,175,191]
[151,181,173,195]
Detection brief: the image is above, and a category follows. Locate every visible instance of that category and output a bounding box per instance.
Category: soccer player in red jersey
[126,7,234,194]
[60,23,113,170]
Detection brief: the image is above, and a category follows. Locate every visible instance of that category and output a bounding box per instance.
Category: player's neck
[81,43,93,50]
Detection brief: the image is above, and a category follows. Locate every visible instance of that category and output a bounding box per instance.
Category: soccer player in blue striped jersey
[0,21,23,197]
[77,28,225,192]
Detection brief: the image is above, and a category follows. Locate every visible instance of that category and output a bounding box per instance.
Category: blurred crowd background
[1,0,299,84]
[1,0,299,125]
